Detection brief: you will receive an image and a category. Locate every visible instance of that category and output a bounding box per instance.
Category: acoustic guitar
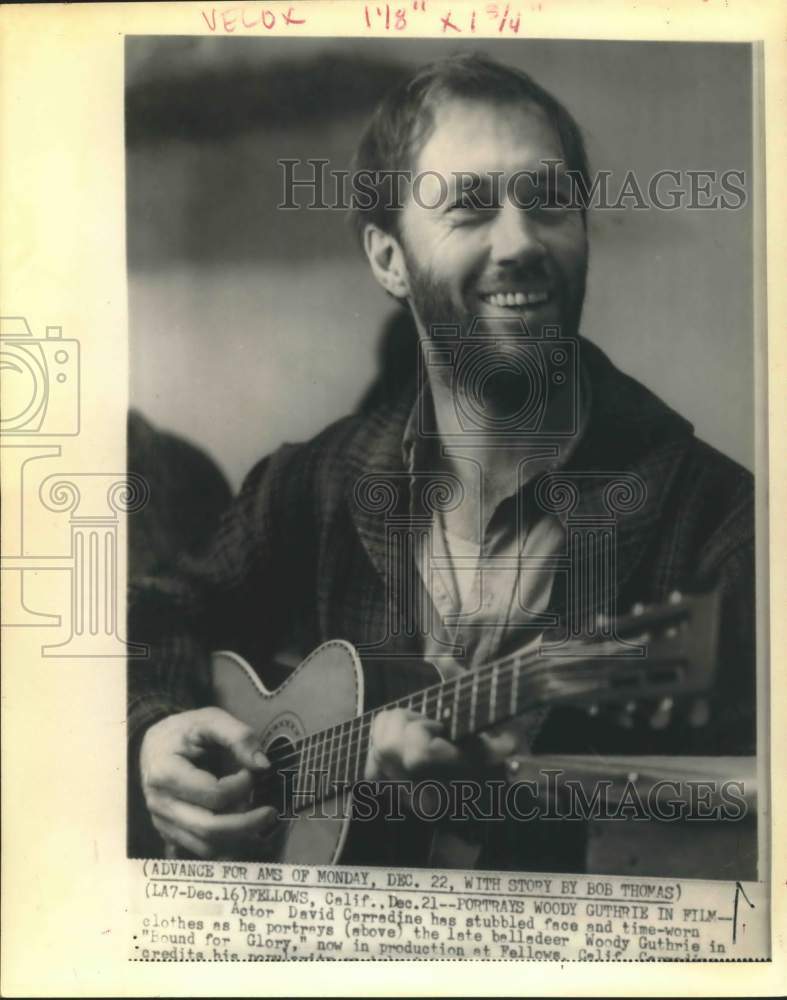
[205,588,731,865]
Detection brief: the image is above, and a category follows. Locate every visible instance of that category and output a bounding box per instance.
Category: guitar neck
[295,635,695,797]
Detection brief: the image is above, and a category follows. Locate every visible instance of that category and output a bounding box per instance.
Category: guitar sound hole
[252,736,299,817]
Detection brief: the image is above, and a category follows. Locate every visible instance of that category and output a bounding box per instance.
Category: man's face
[398,98,589,343]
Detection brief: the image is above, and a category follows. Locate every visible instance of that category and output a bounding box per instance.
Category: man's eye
[531,188,575,211]
[447,197,495,218]
[449,198,480,212]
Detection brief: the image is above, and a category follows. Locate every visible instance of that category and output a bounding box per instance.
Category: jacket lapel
[344,380,419,584]
[343,339,695,613]
[555,340,695,602]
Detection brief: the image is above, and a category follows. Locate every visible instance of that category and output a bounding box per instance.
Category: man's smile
[478,288,552,309]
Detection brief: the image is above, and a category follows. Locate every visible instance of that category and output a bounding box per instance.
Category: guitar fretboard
[285,636,684,806]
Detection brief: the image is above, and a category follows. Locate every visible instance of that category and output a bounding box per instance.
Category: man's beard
[404,247,471,335]
[403,245,585,338]
[402,247,585,417]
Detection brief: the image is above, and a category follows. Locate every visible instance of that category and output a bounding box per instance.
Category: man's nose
[489,202,545,266]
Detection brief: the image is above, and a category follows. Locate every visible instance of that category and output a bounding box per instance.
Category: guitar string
[258,672,670,809]
[258,643,671,785]
[234,599,696,792]
[253,647,549,794]
[250,644,678,798]
[255,640,562,780]
[275,636,658,776]
[260,652,664,784]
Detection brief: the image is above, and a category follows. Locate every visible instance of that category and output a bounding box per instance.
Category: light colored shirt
[400,368,591,867]
[402,366,591,679]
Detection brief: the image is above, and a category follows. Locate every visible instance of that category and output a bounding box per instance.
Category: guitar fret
[343,723,351,780]
[510,660,519,715]
[338,725,346,788]
[476,671,491,729]
[462,672,470,736]
[314,729,326,799]
[494,666,507,724]
[330,724,342,808]
[451,680,461,738]
[347,719,355,783]
[328,728,337,791]
[343,721,351,789]
[337,722,346,788]
[323,727,334,793]
[300,734,312,799]
[347,721,356,786]
[489,662,498,724]
[328,727,336,791]
[470,672,478,732]
[334,722,343,790]
[303,733,314,798]
[295,738,305,800]
[352,717,363,783]
[330,725,340,791]
[316,731,324,788]
[450,678,460,741]
[312,732,322,796]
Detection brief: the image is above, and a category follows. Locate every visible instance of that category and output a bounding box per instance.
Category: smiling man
[129,54,755,870]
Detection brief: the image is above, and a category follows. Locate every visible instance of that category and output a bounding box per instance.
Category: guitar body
[211,641,363,866]
[206,590,728,869]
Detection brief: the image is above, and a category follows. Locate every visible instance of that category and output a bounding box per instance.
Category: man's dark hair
[349,52,591,245]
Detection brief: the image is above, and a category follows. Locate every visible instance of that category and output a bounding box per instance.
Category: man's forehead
[412,96,566,176]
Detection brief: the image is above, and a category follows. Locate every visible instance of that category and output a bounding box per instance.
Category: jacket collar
[345,337,695,596]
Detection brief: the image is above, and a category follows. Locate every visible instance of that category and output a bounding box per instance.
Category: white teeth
[482,290,550,307]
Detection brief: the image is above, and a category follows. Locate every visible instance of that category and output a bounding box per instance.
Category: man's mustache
[476,265,553,296]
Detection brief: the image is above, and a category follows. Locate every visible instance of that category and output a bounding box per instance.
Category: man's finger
[478,729,518,763]
[183,707,270,771]
[151,754,254,812]
[688,698,711,728]
[154,795,278,844]
[392,720,459,775]
[418,718,445,737]
[648,697,674,731]
[369,709,409,774]
[152,815,214,860]
[369,710,451,778]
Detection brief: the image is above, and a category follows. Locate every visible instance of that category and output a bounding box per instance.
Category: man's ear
[363,224,410,300]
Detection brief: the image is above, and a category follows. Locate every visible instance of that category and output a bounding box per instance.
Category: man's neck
[429,372,549,470]
[425,360,585,538]
[427,375,535,539]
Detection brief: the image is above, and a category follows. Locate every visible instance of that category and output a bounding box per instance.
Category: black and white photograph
[126,35,762,885]
[4,2,785,988]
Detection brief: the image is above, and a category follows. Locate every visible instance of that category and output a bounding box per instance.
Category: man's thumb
[230,732,271,772]
[197,707,270,771]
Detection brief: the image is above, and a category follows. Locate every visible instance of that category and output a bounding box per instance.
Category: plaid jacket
[128,339,756,863]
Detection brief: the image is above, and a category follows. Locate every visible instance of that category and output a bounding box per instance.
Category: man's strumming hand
[140,707,277,859]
